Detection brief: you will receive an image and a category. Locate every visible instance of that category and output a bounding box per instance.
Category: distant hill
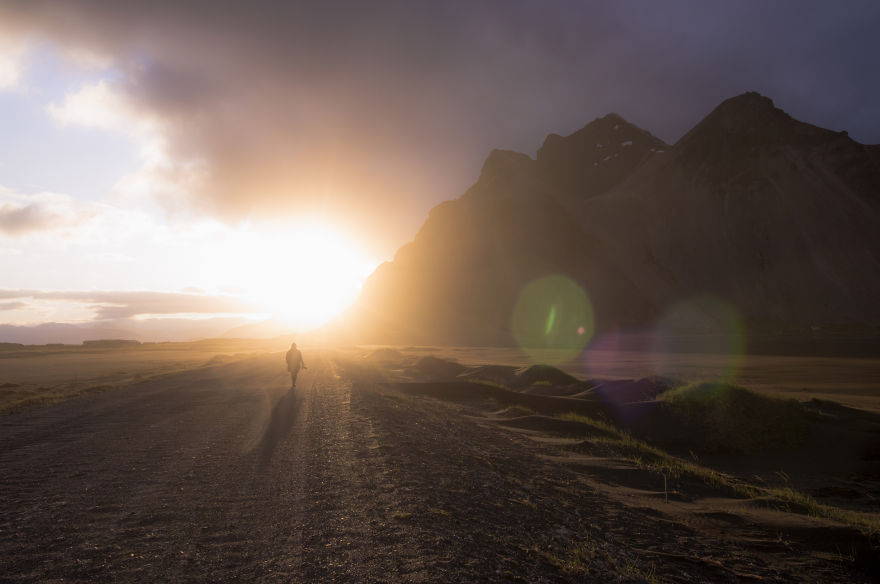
[0,317,254,345]
[0,323,137,345]
[342,92,880,346]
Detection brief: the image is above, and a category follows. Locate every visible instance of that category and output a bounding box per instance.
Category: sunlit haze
[212,221,377,329]
[0,34,380,336]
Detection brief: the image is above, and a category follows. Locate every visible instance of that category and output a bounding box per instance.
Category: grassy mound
[661,382,809,454]
[591,376,680,403]
[411,355,467,379]
[363,348,406,364]
[458,365,520,386]
[517,364,579,387]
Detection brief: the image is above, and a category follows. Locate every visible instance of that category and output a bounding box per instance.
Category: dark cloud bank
[3,1,880,255]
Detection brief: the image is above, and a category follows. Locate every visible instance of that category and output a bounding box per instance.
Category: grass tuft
[560,412,753,494]
[766,488,880,537]
[557,410,880,539]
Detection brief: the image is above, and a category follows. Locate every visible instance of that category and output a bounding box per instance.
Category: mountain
[0,323,139,345]
[0,317,254,345]
[577,93,880,327]
[344,92,880,346]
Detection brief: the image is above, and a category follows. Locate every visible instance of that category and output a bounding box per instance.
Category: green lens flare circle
[511,275,595,365]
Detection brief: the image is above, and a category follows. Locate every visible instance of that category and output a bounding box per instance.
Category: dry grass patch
[559,411,880,540]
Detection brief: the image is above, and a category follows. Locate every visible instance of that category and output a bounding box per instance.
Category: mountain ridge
[344,91,880,345]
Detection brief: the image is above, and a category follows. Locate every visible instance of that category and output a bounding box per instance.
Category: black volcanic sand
[1,349,878,582]
[381,355,880,580]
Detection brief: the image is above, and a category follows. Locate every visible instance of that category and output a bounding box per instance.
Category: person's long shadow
[257,385,304,469]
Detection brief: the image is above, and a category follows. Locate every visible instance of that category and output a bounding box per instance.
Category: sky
[1,0,879,340]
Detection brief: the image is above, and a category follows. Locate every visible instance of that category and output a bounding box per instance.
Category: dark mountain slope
[579,92,880,327]
[347,92,880,345]
[354,117,668,344]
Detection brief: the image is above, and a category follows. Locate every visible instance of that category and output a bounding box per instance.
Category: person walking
[285,342,306,388]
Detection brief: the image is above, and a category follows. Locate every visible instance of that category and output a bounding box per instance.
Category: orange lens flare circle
[511,275,595,365]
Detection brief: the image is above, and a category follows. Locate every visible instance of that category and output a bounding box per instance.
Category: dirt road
[0,351,871,582]
[1,352,395,582]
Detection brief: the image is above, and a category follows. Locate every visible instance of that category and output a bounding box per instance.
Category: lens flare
[544,306,557,335]
[650,295,746,384]
[511,275,594,365]
[582,329,637,380]
[582,331,658,423]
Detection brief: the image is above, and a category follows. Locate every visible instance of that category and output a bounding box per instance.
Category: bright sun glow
[202,220,378,330]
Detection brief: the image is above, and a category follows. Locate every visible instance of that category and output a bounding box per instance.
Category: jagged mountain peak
[538,112,666,158]
[479,148,533,178]
[463,148,537,201]
[535,112,668,198]
[685,92,795,138]
[713,91,777,114]
[675,91,844,163]
[468,113,670,204]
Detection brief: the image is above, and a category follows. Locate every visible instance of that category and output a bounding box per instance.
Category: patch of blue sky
[0,42,139,201]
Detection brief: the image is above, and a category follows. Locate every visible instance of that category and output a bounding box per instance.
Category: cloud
[0,184,172,246]
[47,79,136,131]
[0,199,65,235]
[2,1,880,255]
[45,79,168,164]
[0,289,261,320]
[44,79,186,208]
[0,290,33,299]
[0,301,28,311]
[0,187,103,237]
[0,30,28,90]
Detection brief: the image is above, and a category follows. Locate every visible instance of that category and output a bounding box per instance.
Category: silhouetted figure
[285,342,306,388]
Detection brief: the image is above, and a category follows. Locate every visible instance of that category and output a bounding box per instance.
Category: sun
[212,220,378,330]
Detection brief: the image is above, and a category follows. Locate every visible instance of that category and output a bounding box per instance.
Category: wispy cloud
[0,187,104,237]
[43,78,192,210]
[0,30,28,90]
[0,185,165,246]
[0,289,261,320]
[47,79,137,132]
[0,199,66,235]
